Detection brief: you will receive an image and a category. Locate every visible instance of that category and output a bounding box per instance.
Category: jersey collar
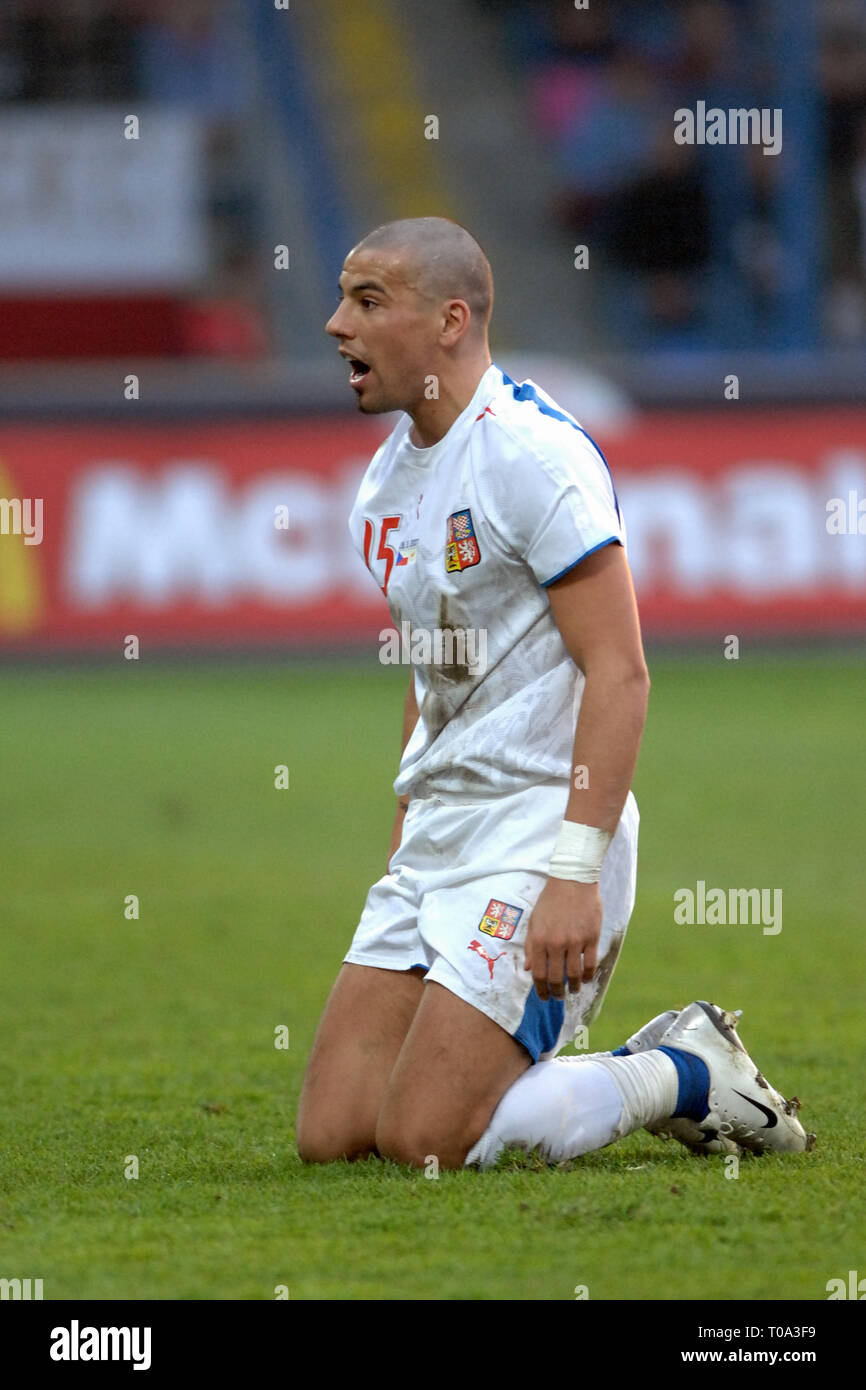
[400,363,501,466]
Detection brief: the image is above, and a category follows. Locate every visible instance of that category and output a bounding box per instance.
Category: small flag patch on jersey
[396,537,418,566]
[445,508,481,572]
[478,898,523,940]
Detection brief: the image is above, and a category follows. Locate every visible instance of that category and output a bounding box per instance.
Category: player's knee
[296,1121,374,1165]
[297,1133,334,1164]
[375,1116,472,1171]
[296,1128,335,1164]
[375,1124,424,1169]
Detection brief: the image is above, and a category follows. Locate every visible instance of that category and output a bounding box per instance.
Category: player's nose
[325,302,349,338]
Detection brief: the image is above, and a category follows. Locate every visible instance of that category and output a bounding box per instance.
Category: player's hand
[523,878,602,1000]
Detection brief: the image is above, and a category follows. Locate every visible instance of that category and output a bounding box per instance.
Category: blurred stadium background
[0,0,864,655]
[1,0,865,1303]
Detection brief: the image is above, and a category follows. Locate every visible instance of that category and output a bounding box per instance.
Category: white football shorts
[343,781,639,1062]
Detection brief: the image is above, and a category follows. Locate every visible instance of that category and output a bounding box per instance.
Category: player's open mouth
[348,357,371,386]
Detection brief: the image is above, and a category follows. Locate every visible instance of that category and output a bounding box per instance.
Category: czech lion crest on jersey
[478,898,523,941]
[445,508,481,572]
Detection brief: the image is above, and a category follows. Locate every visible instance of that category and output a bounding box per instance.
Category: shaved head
[352,217,493,334]
[327,216,494,436]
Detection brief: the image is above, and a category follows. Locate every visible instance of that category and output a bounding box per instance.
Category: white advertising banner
[0,107,208,289]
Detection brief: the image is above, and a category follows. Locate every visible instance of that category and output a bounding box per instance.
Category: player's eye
[361,298,379,309]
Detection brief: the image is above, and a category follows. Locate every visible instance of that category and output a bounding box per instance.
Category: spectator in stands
[527,0,808,345]
[133,0,263,356]
[10,0,137,102]
[820,0,866,342]
[133,0,248,117]
[603,123,712,334]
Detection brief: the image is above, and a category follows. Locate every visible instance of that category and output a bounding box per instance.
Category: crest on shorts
[445,508,481,572]
[478,898,523,941]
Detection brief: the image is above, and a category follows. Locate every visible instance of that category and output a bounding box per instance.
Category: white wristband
[548,820,612,883]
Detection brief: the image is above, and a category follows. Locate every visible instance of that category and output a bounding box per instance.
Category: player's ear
[440,298,472,346]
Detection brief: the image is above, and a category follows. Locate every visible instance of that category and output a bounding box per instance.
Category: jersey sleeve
[483,423,624,587]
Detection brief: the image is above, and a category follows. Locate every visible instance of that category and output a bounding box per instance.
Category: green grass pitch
[0,653,862,1301]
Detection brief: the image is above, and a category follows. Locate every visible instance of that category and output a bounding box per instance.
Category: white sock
[590,1051,680,1133]
[465,1051,679,1169]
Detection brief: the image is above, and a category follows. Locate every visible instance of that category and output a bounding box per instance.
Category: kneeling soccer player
[296,217,814,1171]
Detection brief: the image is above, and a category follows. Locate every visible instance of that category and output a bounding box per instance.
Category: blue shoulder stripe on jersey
[498,369,621,522]
[541,535,620,588]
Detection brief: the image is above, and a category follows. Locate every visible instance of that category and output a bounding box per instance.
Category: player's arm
[524,540,650,999]
[387,673,420,870]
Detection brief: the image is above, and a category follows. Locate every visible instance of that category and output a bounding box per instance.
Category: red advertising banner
[0,409,864,653]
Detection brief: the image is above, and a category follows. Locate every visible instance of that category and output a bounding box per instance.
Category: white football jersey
[349,363,626,799]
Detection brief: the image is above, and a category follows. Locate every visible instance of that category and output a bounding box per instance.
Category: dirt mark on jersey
[579,933,626,1028]
[436,593,472,684]
[420,594,473,738]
